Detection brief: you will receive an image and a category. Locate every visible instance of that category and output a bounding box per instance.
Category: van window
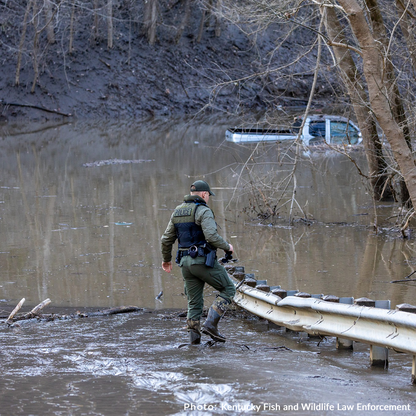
[309,121,326,144]
[292,118,302,134]
[330,121,360,144]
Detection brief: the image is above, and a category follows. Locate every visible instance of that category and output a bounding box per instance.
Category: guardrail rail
[226,264,416,384]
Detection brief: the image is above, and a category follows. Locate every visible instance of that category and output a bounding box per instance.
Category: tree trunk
[215,0,222,37]
[396,0,416,74]
[196,0,214,43]
[69,0,76,53]
[44,0,55,44]
[336,0,416,208]
[365,0,411,205]
[31,0,40,93]
[143,0,158,45]
[107,0,113,48]
[323,5,392,200]
[197,9,207,43]
[92,0,100,42]
[175,0,191,44]
[15,0,34,86]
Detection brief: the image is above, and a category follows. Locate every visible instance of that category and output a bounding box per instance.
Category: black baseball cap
[190,180,215,196]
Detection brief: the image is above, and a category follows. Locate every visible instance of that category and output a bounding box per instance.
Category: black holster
[175,250,183,264]
[204,244,217,268]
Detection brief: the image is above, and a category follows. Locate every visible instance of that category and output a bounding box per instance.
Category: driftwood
[76,305,142,317]
[24,298,51,318]
[2,299,142,326]
[5,298,25,325]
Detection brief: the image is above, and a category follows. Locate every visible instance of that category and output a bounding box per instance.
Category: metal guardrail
[227,265,416,384]
[234,284,416,354]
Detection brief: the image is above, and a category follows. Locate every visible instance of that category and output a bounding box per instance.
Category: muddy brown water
[0,118,415,415]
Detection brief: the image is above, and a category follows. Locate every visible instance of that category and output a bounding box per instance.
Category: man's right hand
[162,261,173,273]
[228,244,234,253]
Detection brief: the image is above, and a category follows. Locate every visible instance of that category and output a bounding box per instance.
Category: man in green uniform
[161,180,235,345]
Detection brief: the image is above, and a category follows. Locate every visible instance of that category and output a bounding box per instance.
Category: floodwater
[0,117,415,415]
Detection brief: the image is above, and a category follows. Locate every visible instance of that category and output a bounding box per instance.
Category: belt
[179,246,205,257]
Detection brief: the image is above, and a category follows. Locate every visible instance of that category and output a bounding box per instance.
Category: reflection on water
[0,118,415,311]
[1,118,416,415]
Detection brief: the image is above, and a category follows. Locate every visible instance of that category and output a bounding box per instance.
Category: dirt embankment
[0,2,339,122]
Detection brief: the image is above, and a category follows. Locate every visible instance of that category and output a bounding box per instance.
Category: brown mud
[0,307,414,415]
[0,1,340,122]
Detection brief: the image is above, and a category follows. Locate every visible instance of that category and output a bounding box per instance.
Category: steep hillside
[0,1,340,121]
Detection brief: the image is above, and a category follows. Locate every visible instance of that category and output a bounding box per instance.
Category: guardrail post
[232,266,245,282]
[256,280,270,292]
[396,303,416,383]
[267,286,283,330]
[354,298,389,368]
[396,303,416,314]
[413,356,416,385]
[284,290,300,333]
[370,300,390,368]
[271,288,287,298]
[336,297,354,350]
[294,292,311,298]
[322,295,339,302]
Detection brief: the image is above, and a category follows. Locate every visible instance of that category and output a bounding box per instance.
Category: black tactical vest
[171,197,207,248]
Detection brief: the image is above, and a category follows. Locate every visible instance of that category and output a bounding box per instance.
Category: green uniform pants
[179,255,236,321]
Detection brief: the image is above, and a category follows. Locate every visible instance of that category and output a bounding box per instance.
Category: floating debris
[83,159,154,168]
[2,298,142,326]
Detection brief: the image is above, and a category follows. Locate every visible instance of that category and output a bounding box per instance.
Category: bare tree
[396,0,416,74]
[335,0,416,209]
[107,0,113,48]
[175,0,191,44]
[143,0,158,45]
[15,0,35,86]
[44,0,56,44]
[364,0,411,204]
[321,4,392,201]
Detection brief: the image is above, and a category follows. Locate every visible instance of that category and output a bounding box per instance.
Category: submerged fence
[227,265,416,384]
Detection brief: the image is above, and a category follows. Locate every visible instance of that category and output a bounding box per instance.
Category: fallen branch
[3,302,142,325]
[6,298,25,325]
[24,298,51,319]
[0,100,72,117]
[391,270,416,283]
[391,278,416,283]
[99,58,111,68]
[77,305,142,317]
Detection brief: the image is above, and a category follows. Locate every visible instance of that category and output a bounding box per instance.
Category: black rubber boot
[187,319,201,345]
[201,297,230,343]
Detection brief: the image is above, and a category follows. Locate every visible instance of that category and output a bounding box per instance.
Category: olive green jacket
[161,195,230,263]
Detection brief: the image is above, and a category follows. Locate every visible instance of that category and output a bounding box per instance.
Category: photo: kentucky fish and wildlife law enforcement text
[183,402,412,413]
